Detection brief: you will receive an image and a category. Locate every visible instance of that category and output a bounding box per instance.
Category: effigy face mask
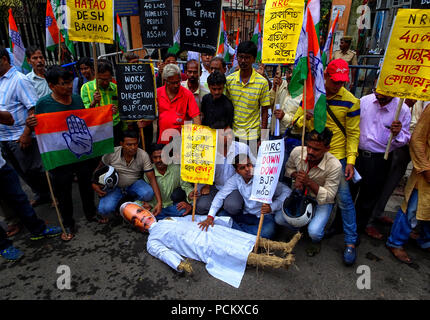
[119,202,156,232]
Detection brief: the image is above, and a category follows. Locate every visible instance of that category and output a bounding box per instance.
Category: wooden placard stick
[45,171,66,235]
[92,43,99,107]
[300,83,307,171]
[384,98,404,160]
[140,126,145,150]
[191,183,198,222]
[254,209,265,253]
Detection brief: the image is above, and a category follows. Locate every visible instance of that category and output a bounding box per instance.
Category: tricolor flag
[322,10,339,67]
[116,14,127,53]
[231,28,240,72]
[52,0,75,57]
[168,28,181,55]
[46,0,63,52]
[217,10,231,62]
[288,0,326,133]
[34,105,114,171]
[8,9,31,73]
[251,12,262,63]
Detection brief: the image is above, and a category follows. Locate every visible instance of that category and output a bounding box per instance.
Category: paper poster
[262,0,304,64]
[250,139,285,204]
[139,0,173,48]
[67,0,114,44]
[181,124,217,185]
[116,63,157,121]
[376,9,430,100]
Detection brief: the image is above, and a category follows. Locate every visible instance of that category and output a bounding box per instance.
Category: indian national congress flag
[34,105,114,171]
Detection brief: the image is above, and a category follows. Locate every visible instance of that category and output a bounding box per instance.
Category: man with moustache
[181,59,209,110]
[25,46,51,99]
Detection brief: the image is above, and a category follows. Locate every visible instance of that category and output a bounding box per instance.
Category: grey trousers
[196,185,244,216]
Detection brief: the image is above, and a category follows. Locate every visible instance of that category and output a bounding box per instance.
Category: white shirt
[213,141,254,190]
[26,70,51,99]
[200,65,211,85]
[0,147,5,168]
[208,173,291,218]
[147,215,255,288]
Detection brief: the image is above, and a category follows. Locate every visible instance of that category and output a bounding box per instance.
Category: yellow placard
[376,9,430,100]
[66,0,114,44]
[180,124,217,185]
[262,0,304,64]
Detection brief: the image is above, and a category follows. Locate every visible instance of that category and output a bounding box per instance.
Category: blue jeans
[219,210,276,239]
[0,164,45,250]
[155,204,186,221]
[336,159,358,245]
[98,179,154,215]
[386,189,430,249]
[275,203,334,242]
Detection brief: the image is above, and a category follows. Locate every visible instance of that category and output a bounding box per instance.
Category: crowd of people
[0,38,429,271]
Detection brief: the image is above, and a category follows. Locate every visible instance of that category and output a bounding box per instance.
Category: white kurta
[147,216,257,288]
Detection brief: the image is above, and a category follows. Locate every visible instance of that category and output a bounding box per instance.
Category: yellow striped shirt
[226,69,270,140]
[293,87,361,165]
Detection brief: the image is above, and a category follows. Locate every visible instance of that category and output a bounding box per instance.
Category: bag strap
[326,103,346,137]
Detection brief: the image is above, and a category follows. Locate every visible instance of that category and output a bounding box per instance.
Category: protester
[386,106,430,263]
[210,56,227,74]
[72,57,95,95]
[80,59,122,145]
[355,90,411,239]
[139,143,194,220]
[25,46,51,99]
[275,128,344,260]
[181,59,209,110]
[200,51,214,85]
[198,153,290,239]
[294,59,360,265]
[0,148,61,261]
[0,46,51,208]
[27,65,100,241]
[269,64,302,165]
[157,64,201,144]
[195,123,253,216]
[200,71,233,129]
[225,41,270,145]
[332,36,358,85]
[155,52,187,88]
[92,131,163,221]
[124,52,140,63]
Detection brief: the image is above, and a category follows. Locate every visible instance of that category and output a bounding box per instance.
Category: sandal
[365,226,384,240]
[60,227,75,242]
[386,245,412,264]
[6,224,21,237]
[97,215,109,224]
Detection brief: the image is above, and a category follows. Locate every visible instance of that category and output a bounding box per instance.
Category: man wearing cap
[293,59,360,266]
[333,36,358,85]
[354,90,411,240]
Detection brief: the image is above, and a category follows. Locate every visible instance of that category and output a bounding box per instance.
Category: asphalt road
[1,181,429,301]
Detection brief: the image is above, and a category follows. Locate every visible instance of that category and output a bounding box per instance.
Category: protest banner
[411,0,430,9]
[180,0,222,53]
[181,124,217,221]
[262,0,304,64]
[66,0,114,44]
[139,0,173,48]
[249,139,284,252]
[116,63,157,121]
[181,124,217,185]
[250,139,285,204]
[376,9,430,101]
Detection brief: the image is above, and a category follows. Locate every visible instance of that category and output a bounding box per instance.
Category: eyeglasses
[237,54,253,61]
[166,80,181,85]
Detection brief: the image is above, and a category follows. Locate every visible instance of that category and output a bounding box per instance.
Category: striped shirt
[0,67,38,141]
[226,69,270,140]
[294,87,361,165]
[26,70,51,99]
[80,80,120,126]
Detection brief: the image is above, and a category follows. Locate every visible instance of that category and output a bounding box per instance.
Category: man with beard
[25,46,51,99]
[181,59,209,110]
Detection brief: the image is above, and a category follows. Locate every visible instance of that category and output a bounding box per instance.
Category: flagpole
[92,43,99,106]
[301,84,307,171]
[45,171,66,236]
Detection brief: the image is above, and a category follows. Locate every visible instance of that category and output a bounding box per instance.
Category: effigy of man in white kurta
[146,215,256,288]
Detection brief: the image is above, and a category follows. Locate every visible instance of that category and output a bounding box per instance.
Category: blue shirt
[0,67,38,141]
